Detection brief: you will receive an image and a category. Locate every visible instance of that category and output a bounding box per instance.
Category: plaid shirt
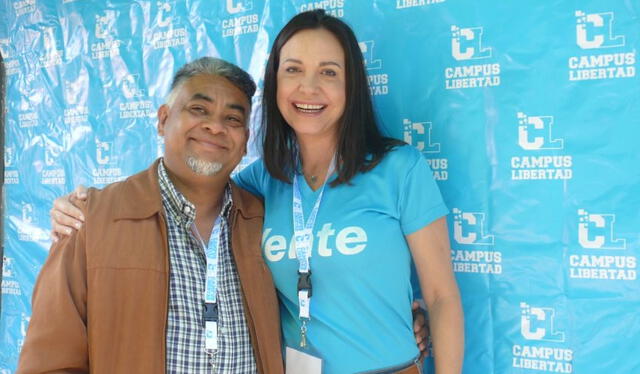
[158,161,257,374]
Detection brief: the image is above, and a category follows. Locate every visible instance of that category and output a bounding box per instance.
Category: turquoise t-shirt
[234,144,448,374]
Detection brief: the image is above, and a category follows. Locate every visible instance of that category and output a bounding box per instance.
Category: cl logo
[157,2,172,28]
[22,204,34,224]
[122,74,144,99]
[45,142,59,167]
[517,112,563,151]
[5,147,13,167]
[0,38,11,59]
[520,302,565,342]
[451,25,491,61]
[452,208,494,246]
[64,72,89,106]
[578,209,626,249]
[2,257,13,278]
[576,11,624,50]
[403,119,440,153]
[359,40,382,70]
[95,12,114,39]
[96,140,113,165]
[21,314,31,337]
[226,0,252,14]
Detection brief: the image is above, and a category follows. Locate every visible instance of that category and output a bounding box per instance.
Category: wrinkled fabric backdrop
[1,0,639,373]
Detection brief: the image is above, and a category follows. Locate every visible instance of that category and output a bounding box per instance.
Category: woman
[51,10,463,374]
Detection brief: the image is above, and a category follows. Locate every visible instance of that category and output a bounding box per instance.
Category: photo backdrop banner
[1,0,639,373]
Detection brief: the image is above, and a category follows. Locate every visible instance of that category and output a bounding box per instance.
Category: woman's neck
[297,133,337,189]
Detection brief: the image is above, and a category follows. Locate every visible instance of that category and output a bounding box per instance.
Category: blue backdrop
[1,0,639,373]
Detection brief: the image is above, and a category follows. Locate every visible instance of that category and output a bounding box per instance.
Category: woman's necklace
[303,155,336,186]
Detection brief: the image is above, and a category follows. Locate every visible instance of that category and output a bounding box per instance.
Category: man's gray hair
[165,57,256,106]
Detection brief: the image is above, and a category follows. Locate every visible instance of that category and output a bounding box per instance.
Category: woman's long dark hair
[261,9,401,186]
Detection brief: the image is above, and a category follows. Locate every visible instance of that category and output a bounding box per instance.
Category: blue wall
[1,0,639,372]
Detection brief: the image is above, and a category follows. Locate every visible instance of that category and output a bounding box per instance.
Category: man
[17,57,284,373]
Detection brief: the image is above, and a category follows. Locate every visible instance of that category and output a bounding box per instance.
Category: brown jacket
[17,160,284,374]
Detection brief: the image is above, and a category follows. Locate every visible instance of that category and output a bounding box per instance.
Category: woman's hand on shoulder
[50,185,88,242]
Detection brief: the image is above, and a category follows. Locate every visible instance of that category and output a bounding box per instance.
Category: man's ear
[157,104,169,136]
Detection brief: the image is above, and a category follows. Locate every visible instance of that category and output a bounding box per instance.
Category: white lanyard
[292,156,335,348]
[199,214,223,352]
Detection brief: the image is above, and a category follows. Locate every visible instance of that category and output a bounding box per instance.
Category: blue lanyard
[292,156,335,347]
[203,214,223,305]
[198,213,223,352]
[292,174,327,273]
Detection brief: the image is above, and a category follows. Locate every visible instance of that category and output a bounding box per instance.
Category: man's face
[157,74,250,180]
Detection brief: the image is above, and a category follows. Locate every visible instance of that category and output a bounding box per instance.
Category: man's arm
[17,208,89,374]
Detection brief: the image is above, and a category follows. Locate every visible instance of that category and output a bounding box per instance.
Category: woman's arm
[406,216,464,374]
[53,157,267,240]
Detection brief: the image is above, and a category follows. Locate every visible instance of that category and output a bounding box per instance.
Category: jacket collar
[229,179,263,219]
[113,159,164,220]
[113,158,263,220]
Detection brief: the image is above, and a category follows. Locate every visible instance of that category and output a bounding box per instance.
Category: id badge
[286,347,322,374]
[205,321,218,350]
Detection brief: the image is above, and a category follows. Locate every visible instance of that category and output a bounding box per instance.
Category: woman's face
[276,28,346,141]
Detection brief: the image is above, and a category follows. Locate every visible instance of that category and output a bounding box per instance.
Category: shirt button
[219,327,227,335]
[183,206,191,214]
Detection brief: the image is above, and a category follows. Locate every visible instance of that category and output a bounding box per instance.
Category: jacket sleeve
[16,210,89,374]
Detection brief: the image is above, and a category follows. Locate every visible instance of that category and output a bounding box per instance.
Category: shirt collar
[157,159,233,228]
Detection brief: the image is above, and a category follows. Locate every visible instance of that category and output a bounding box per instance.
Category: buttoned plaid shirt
[158,161,257,374]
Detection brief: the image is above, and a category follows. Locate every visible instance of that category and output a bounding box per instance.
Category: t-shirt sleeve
[398,147,449,235]
[232,159,266,199]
